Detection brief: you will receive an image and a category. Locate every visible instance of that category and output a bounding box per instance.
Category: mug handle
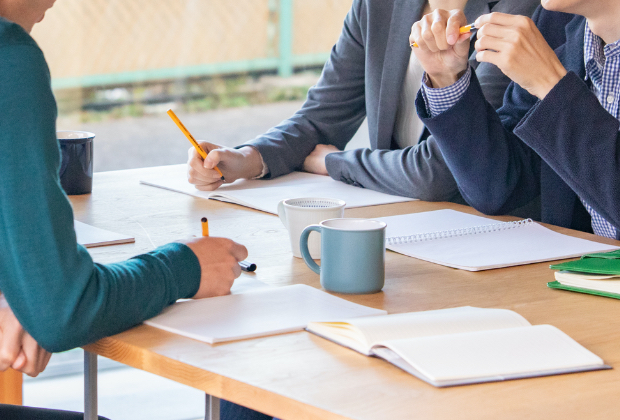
[277,199,287,227]
[300,225,322,274]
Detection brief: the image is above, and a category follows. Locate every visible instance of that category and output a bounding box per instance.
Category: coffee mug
[278,197,346,258]
[300,218,386,294]
[57,130,95,195]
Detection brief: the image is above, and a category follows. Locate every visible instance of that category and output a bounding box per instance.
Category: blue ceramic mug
[300,218,386,294]
[57,130,95,195]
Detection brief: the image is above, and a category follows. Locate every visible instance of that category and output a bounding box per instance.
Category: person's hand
[410,9,472,88]
[0,297,51,377]
[187,143,264,191]
[302,144,340,176]
[179,237,249,298]
[474,13,567,99]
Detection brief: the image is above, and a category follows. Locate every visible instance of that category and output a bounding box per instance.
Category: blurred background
[31,0,369,172]
[24,1,368,419]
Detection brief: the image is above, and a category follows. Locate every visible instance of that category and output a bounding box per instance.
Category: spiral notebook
[376,210,618,271]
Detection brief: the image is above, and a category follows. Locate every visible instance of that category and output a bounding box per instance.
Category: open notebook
[140,164,414,214]
[306,306,609,387]
[376,210,618,271]
[145,284,386,343]
[74,221,134,248]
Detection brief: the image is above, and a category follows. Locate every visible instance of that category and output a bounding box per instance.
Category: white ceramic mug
[277,197,346,258]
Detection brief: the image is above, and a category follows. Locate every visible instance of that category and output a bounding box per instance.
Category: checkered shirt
[421,24,620,239]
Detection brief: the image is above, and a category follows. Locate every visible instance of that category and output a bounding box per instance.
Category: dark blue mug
[57,131,95,195]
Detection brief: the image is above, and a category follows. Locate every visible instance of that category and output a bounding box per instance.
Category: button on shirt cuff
[421,66,472,117]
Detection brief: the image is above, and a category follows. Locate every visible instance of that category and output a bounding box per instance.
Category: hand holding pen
[409,9,472,89]
[202,217,257,272]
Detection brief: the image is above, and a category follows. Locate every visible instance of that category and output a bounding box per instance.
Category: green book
[549,249,620,275]
[547,281,620,300]
[549,250,620,299]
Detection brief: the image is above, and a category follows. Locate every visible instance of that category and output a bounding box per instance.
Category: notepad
[306,306,609,387]
[74,221,135,248]
[376,210,617,271]
[140,164,414,214]
[144,284,387,343]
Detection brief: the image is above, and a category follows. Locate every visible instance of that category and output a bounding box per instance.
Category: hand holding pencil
[409,8,472,89]
[186,139,265,192]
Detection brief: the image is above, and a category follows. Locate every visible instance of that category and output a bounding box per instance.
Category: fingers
[19,334,42,377]
[445,10,466,46]
[229,241,249,262]
[11,351,26,371]
[0,314,23,372]
[411,9,467,52]
[194,181,224,191]
[475,11,524,29]
[203,149,222,170]
[187,147,224,186]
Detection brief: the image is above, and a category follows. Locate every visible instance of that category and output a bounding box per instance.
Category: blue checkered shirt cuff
[421,66,472,117]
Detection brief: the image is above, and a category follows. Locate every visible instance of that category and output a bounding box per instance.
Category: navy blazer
[418,8,608,233]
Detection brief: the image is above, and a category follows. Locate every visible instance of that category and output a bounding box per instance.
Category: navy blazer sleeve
[418,11,620,230]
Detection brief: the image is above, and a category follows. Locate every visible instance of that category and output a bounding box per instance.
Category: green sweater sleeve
[0,40,200,352]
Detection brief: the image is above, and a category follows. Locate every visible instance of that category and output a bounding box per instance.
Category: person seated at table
[0,0,247,418]
[186,0,540,208]
[409,2,620,238]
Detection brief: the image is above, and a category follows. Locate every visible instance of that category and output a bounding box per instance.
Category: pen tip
[220,176,226,182]
[201,217,208,223]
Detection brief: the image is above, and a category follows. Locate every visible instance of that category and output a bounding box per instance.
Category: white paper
[140,165,414,214]
[145,284,387,343]
[74,221,135,248]
[376,210,618,271]
[373,325,606,387]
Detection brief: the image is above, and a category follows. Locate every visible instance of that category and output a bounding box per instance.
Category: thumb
[11,351,26,371]
[204,149,222,169]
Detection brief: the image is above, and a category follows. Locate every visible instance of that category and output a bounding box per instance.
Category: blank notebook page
[145,284,387,343]
[140,165,413,214]
[377,210,617,271]
[345,306,530,346]
[378,325,604,386]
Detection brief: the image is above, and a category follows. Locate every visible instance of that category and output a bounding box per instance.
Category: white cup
[277,197,346,258]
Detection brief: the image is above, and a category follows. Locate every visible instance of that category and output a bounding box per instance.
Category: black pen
[239,261,257,272]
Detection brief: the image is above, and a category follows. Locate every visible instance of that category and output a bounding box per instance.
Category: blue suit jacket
[245,0,540,202]
[418,9,613,233]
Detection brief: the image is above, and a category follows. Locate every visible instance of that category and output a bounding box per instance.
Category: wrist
[533,67,568,100]
[426,68,467,89]
[239,146,264,179]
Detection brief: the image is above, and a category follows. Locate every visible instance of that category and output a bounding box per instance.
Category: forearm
[417,71,541,214]
[0,176,201,352]
[515,71,620,229]
[325,138,462,202]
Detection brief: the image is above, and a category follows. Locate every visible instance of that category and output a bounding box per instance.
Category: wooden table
[71,165,620,420]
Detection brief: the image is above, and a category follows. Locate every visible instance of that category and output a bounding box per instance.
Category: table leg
[205,394,220,420]
[84,351,98,420]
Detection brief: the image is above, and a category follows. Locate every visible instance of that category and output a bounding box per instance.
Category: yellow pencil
[201,217,209,237]
[167,109,226,181]
[410,23,475,48]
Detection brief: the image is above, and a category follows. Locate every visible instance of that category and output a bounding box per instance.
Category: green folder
[549,249,620,275]
[547,281,620,300]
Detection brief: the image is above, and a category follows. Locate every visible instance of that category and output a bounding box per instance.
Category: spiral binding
[386,218,534,246]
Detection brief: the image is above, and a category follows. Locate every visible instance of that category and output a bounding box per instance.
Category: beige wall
[31,0,352,82]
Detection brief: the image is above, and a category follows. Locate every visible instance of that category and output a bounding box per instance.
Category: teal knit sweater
[0,18,200,352]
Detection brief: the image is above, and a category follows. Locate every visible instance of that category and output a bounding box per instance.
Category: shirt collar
[584,22,620,81]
